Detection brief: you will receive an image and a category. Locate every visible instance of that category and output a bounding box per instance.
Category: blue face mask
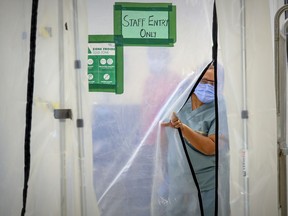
[194,83,215,103]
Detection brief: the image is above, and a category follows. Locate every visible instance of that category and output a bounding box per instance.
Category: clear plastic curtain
[88,0,228,215]
[89,0,278,216]
[0,0,98,215]
[217,0,278,215]
[0,1,31,214]
[91,63,229,216]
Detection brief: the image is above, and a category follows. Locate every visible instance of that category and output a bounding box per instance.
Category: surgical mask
[194,83,215,103]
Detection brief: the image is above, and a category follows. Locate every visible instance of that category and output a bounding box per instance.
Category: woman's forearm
[167,112,215,155]
[180,124,215,155]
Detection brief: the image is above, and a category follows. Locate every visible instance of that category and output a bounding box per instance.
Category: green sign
[88,35,123,94]
[88,43,116,85]
[114,2,176,46]
[88,3,176,93]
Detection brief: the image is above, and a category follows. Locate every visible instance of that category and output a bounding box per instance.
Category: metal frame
[274,4,288,216]
[240,0,249,215]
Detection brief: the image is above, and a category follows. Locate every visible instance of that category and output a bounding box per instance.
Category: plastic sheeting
[0,0,98,215]
[89,0,278,216]
[0,0,282,216]
[92,62,229,216]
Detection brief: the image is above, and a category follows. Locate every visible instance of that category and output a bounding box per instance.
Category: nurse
[163,64,216,216]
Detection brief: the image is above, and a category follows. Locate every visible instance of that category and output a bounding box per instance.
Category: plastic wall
[0,0,282,216]
[217,0,278,215]
[0,0,98,215]
[88,1,215,215]
[88,0,278,215]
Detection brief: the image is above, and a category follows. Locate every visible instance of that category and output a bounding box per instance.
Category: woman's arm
[180,124,215,155]
[162,112,215,155]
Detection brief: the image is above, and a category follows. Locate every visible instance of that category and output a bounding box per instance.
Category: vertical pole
[58,0,67,215]
[285,0,288,63]
[275,5,288,216]
[240,0,249,215]
[72,0,87,215]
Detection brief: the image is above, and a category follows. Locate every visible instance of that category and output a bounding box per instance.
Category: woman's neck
[191,94,203,110]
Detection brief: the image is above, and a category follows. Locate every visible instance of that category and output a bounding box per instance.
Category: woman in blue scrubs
[163,65,216,216]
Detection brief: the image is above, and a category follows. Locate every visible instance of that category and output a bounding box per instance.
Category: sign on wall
[114,2,176,46]
[88,35,123,94]
[88,3,176,94]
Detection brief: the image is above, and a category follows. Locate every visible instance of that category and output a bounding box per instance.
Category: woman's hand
[161,112,215,155]
[162,112,184,130]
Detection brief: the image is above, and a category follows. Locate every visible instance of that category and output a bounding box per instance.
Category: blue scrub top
[178,96,216,192]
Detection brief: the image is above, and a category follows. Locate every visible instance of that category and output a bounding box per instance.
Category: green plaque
[114,2,176,46]
[88,35,123,94]
[88,43,116,85]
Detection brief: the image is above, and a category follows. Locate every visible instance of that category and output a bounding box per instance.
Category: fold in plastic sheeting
[90,0,279,215]
[92,62,230,216]
[88,0,231,215]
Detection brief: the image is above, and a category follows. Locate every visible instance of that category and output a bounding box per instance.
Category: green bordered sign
[114,2,176,46]
[88,35,123,94]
